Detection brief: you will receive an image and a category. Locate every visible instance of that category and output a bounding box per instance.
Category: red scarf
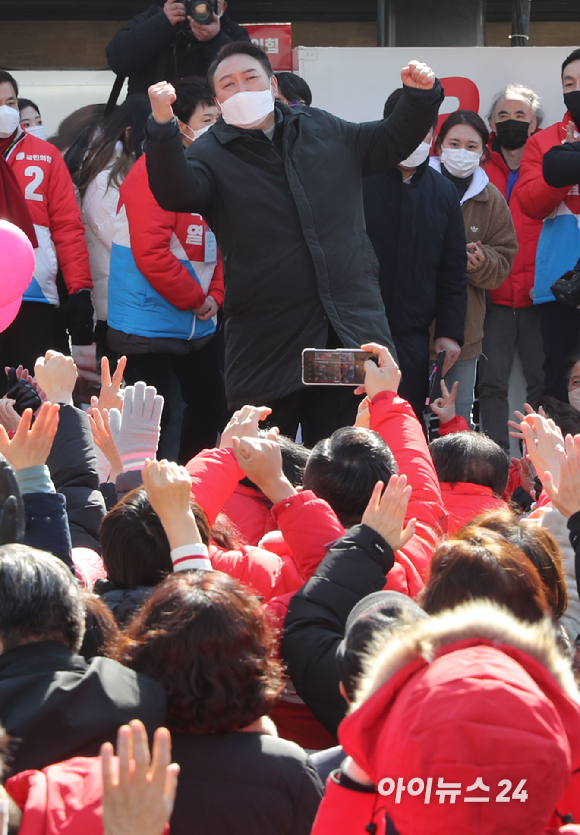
[0,129,38,248]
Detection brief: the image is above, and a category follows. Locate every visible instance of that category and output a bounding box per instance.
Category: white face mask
[219,84,274,129]
[180,123,211,144]
[0,105,20,139]
[441,147,482,178]
[24,124,47,141]
[568,388,580,412]
[399,141,431,169]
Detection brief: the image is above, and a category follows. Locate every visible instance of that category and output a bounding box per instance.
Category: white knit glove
[109,382,164,472]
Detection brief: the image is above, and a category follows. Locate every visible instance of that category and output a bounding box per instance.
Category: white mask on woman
[219,84,274,129]
[24,124,47,141]
[399,141,431,169]
[568,388,580,412]
[0,105,20,139]
[440,147,482,178]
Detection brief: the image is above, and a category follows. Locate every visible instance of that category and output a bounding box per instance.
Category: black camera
[185,0,218,24]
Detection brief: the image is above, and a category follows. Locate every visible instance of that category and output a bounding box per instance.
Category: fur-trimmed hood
[353,600,580,710]
[338,601,580,835]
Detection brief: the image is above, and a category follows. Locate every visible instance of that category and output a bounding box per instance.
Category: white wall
[14,46,577,139]
[295,46,576,127]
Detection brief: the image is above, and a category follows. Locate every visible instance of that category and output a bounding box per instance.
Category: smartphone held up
[302,349,378,386]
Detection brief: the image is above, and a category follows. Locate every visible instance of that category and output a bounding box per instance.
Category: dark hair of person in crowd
[303,427,398,528]
[538,396,580,437]
[0,544,85,652]
[18,98,40,117]
[275,72,312,106]
[429,432,509,496]
[463,510,567,619]
[562,48,580,78]
[79,590,120,661]
[420,528,551,623]
[434,109,491,164]
[207,42,273,96]
[383,87,438,132]
[99,487,211,590]
[0,69,18,97]
[172,76,215,123]
[48,103,108,153]
[75,95,152,198]
[108,571,284,734]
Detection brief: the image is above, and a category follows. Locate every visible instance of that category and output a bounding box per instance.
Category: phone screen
[302,349,375,385]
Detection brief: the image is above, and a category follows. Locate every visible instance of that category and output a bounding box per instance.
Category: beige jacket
[430,164,518,360]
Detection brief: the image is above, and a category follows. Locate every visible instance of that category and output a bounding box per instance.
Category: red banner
[244,23,292,71]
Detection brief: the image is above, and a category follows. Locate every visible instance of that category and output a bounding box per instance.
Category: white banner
[295,46,578,129]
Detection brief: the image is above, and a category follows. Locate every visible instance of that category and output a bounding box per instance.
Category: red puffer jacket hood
[440,481,507,535]
[338,601,580,835]
[484,139,543,309]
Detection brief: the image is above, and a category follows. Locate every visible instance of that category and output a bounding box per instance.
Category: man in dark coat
[0,544,166,776]
[145,42,443,443]
[106,0,250,97]
[364,88,468,420]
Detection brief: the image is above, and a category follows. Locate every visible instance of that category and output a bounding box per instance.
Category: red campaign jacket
[223,483,278,546]
[484,140,543,308]
[116,155,224,312]
[517,116,577,222]
[440,482,508,535]
[5,130,92,304]
[369,391,446,593]
[6,756,169,835]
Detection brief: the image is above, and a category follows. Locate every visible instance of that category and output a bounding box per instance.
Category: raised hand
[219,404,272,450]
[163,0,186,25]
[400,60,436,90]
[101,720,180,835]
[87,406,123,481]
[34,350,78,405]
[93,355,127,414]
[508,402,537,440]
[354,342,401,399]
[5,367,42,415]
[354,396,371,429]
[543,434,580,519]
[361,474,416,551]
[520,413,565,485]
[148,81,177,124]
[0,402,60,471]
[430,379,459,425]
[232,433,296,504]
[0,399,21,433]
[142,459,203,550]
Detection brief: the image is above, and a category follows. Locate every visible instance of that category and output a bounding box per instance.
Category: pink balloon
[0,220,35,307]
[0,296,22,333]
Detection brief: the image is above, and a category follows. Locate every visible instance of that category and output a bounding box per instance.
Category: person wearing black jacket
[364,88,467,420]
[106,0,250,98]
[0,544,166,776]
[145,43,444,444]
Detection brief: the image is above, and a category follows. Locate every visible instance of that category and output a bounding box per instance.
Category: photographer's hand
[164,0,186,25]
[189,13,221,40]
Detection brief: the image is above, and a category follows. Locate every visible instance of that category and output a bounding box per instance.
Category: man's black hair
[383,87,438,131]
[303,427,397,528]
[18,97,40,115]
[0,544,85,653]
[275,72,312,106]
[429,432,509,496]
[207,42,273,96]
[0,70,18,97]
[562,48,580,79]
[173,77,215,124]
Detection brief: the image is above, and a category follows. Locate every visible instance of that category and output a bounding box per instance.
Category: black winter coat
[363,161,468,343]
[106,5,251,97]
[145,85,443,408]
[46,405,106,552]
[169,731,323,835]
[543,139,580,188]
[0,641,166,776]
[281,524,395,738]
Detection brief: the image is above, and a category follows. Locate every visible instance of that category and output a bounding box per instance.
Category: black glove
[5,368,42,415]
[0,458,25,545]
[64,289,95,346]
